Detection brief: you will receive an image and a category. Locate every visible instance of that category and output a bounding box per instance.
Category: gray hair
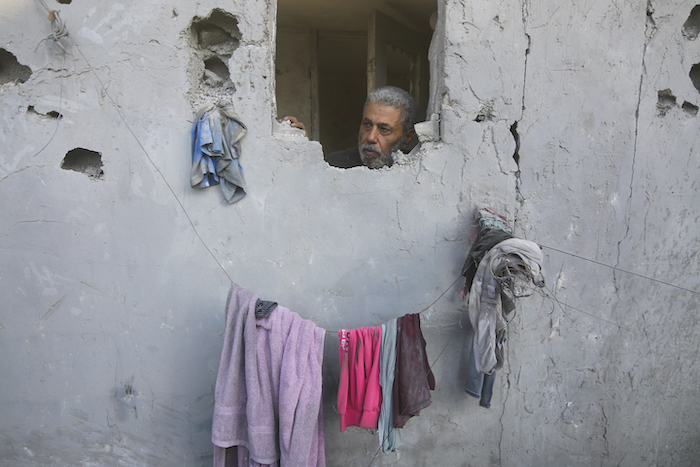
[364,86,418,135]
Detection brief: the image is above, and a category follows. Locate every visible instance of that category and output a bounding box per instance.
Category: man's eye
[380,128,391,135]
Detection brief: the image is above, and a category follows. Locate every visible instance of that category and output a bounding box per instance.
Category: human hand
[278,116,308,137]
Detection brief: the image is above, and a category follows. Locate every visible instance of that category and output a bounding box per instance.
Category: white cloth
[467,239,544,374]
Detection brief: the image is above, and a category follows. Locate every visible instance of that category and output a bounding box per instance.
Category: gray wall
[1,0,698,466]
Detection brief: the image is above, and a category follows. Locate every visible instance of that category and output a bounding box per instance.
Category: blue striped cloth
[191,104,247,203]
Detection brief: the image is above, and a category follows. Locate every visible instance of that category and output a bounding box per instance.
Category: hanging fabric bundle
[191,104,247,203]
[461,208,545,408]
[467,239,545,374]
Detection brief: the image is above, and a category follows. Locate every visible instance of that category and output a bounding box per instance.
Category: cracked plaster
[1,0,699,466]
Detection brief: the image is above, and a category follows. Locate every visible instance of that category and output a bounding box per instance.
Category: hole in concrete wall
[187,9,240,104]
[191,9,240,55]
[691,63,700,93]
[0,49,32,85]
[27,105,62,120]
[657,89,676,116]
[682,101,699,117]
[203,57,232,88]
[61,148,104,179]
[682,5,700,40]
[56,0,72,4]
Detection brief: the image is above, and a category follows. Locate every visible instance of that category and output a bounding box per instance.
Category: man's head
[358,86,418,169]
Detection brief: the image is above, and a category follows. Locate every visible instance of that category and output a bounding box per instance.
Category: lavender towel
[212,283,326,466]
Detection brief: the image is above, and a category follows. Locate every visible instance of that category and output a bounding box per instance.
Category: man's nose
[366,126,379,143]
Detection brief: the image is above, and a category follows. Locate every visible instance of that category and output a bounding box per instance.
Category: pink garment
[337,326,383,432]
[212,283,326,466]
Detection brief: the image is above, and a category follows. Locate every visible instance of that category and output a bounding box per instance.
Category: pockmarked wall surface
[1,1,698,466]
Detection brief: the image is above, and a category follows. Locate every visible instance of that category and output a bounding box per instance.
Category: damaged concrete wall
[0,1,698,466]
[511,1,700,465]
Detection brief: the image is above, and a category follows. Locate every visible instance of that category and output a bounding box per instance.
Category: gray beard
[358,137,404,169]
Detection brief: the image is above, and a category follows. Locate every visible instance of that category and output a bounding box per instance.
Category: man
[281,86,418,169]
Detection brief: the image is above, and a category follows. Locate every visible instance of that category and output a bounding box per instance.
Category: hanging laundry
[214,446,279,467]
[377,318,403,453]
[460,209,513,408]
[467,238,545,375]
[337,314,433,451]
[464,342,496,408]
[459,207,514,300]
[212,283,326,467]
[471,207,511,239]
[255,298,278,319]
[460,209,545,407]
[393,313,435,428]
[337,326,383,432]
[191,104,247,203]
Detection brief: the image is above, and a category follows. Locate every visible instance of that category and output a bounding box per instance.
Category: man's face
[357,102,406,169]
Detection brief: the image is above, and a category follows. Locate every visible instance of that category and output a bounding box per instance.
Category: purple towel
[212,283,326,466]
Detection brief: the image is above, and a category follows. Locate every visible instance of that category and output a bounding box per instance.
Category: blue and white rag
[191,104,247,203]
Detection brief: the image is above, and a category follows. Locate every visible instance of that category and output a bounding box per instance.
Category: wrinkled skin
[357,102,414,169]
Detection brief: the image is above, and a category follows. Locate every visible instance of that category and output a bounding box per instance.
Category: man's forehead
[363,102,403,126]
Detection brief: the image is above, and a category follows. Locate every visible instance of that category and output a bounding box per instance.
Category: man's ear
[401,129,416,150]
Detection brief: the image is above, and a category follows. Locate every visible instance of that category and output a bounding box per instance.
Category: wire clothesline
[539,243,699,296]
